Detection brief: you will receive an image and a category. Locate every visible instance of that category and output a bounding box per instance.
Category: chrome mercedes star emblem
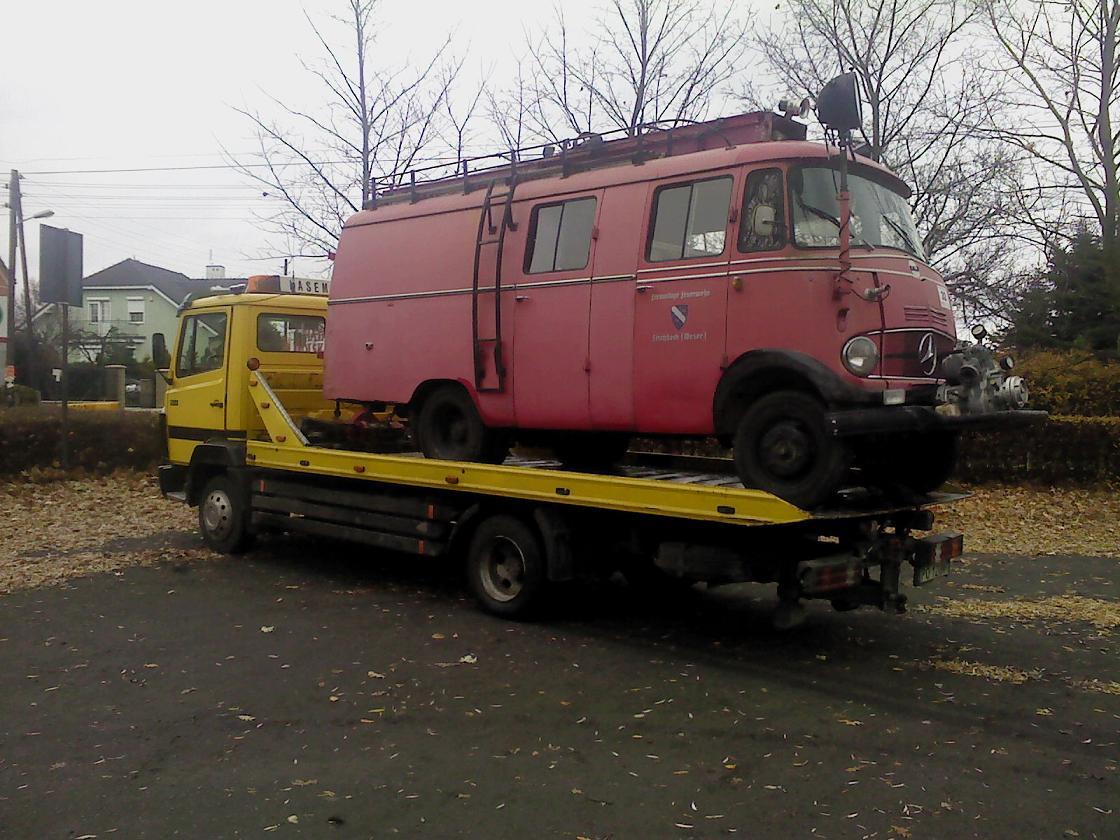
[918,332,938,376]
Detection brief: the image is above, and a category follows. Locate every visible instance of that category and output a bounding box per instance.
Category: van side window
[175,311,227,377]
[647,176,733,261]
[257,313,326,353]
[738,169,786,252]
[525,197,597,273]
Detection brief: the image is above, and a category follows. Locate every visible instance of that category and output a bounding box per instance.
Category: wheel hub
[480,536,526,603]
[759,421,813,479]
[202,489,234,540]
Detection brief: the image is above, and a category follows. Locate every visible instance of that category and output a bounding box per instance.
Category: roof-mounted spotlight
[970,324,989,342]
[816,72,863,132]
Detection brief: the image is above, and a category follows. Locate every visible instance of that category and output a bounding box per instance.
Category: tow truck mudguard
[826,406,1047,437]
[180,441,248,505]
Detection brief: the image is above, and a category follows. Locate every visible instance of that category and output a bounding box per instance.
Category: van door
[511,192,601,429]
[632,174,735,434]
[587,181,648,429]
[164,307,231,465]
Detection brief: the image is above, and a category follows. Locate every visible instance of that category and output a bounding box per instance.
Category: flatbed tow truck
[157,282,965,628]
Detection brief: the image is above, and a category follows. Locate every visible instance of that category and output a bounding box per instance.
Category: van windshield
[790,165,925,260]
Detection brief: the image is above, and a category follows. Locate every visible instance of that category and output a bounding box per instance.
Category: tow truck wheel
[466,514,547,618]
[733,391,850,510]
[416,385,505,464]
[198,474,254,554]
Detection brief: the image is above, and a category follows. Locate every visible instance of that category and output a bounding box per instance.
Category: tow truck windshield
[790,165,925,260]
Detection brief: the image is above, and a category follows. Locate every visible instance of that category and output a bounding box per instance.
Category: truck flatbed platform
[245,372,966,528]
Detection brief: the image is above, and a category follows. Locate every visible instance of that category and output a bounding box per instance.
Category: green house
[34,259,242,364]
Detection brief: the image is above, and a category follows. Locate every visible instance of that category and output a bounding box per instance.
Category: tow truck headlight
[842,336,879,377]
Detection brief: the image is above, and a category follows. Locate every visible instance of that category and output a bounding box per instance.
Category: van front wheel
[733,391,849,509]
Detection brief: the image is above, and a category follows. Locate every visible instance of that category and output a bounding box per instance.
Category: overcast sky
[1,0,773,283]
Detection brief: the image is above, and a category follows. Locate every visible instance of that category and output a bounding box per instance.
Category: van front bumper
[825,406,1047,438]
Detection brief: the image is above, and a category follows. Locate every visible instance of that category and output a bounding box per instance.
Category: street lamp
[2,203,53,220]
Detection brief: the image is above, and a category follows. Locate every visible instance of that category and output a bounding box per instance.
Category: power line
[24,159,354,176]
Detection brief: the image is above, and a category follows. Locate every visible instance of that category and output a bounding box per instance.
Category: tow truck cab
[160,281,329,496]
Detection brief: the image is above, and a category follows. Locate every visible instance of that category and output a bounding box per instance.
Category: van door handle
[210,400,224,408]
[636,285,652,293]
[515,295,530,302]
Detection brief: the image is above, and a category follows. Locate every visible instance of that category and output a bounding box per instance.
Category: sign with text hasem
[39,225,83,306]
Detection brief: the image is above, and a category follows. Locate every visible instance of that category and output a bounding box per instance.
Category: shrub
[956,415,1120,484]
[1015,350,1120,417]
[2,384,40,407]
[0,407,163,475]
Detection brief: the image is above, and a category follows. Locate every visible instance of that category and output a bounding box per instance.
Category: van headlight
[842,336,879,377]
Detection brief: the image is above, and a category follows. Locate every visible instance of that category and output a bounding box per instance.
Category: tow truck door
[164,306,231,465]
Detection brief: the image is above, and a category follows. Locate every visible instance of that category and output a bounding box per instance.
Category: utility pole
[11,172,36,388]
[6,170,15,377]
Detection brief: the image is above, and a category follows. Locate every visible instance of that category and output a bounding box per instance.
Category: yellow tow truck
[157,277,964,627]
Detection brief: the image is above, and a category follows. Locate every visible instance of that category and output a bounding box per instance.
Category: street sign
[40,226,83,306]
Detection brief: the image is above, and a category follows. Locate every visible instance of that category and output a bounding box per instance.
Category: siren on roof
[777,97,812,120]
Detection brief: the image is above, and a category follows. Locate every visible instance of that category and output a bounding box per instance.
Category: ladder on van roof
[471,176,518,393]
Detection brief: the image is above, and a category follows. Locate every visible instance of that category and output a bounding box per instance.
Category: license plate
[914,553,951,585]
[912,532,963,586]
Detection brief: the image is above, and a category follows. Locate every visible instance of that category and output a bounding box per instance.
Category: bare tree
[232,0,464,258]
[982,0,1120,249]
[523,1,750,141]
[751,0,1028,323]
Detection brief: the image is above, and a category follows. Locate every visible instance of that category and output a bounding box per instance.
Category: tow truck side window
[647,176,733,261]
[175,311,228,377]
[257,313,326,353]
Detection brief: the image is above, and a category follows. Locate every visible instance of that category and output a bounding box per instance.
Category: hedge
[1015,351,1120,417]
[956,415,1120,484]
[1,406,1117,485]
[0,407,163,475]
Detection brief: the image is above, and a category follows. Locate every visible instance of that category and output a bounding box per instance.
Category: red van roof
[344,135,906,230]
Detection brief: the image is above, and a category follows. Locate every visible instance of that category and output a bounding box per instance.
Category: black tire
[859,432,958,495]
[732,390,850,509]
[465,514,547,618]
[415,385,506,463]
[198,474,254,554]
[552,433,630,470]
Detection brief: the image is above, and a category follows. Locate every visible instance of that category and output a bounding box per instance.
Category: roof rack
[367,111,807,209]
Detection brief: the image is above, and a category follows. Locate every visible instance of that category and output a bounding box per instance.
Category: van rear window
[257,313,326,353]
[648,176,733,261]
[525,197,597,273]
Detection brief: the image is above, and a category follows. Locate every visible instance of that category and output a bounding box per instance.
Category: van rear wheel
[732,391,850,509]
[416,385,506,463]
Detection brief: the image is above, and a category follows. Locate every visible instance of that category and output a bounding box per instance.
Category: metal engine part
[937,342,1029,414]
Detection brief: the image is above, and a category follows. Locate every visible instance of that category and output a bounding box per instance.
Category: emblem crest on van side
[670,304,689,330]
[918,332,938,376]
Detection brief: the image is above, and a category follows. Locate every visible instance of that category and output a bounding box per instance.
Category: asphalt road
[1,532,1116,839]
